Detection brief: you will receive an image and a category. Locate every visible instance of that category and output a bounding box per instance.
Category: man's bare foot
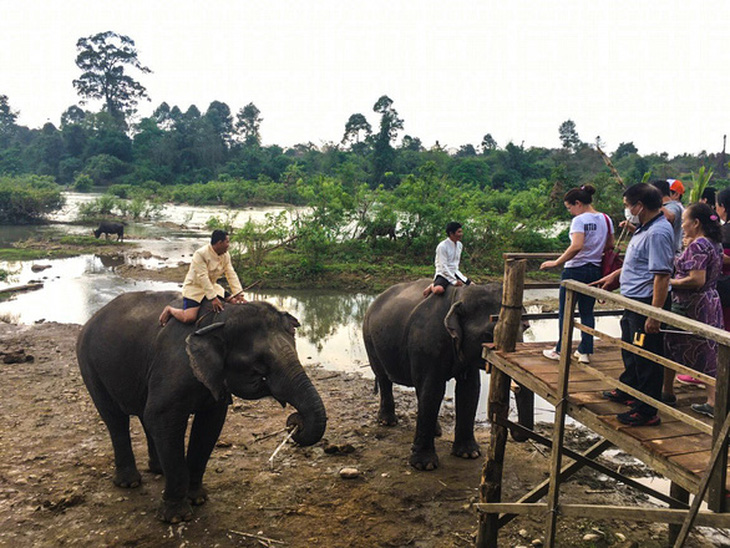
[423,285,433,297]
[159,306,172,327]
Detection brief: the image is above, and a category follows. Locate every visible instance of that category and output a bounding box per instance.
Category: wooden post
[477,258,526,547]
[545,285,576,547]
[512,382,534,442]
[709,344,730,511]
[668,482,690,544]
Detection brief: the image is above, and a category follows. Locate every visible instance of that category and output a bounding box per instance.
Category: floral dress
[665,237,724,377]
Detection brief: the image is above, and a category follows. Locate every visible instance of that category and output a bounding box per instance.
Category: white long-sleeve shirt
[433,238,467,285]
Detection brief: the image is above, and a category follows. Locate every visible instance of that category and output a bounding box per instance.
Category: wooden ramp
[488,340,720,495]
[475,258,730,547]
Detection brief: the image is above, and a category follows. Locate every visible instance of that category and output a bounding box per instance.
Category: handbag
[600,214,624,292]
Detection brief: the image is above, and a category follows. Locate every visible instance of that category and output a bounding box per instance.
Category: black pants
[617,297,664,416]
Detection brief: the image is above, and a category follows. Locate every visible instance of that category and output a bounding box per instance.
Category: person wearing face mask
[594,183,674,426]
[539,184,614,364]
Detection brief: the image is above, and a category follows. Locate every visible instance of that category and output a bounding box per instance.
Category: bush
[0,175,64,224]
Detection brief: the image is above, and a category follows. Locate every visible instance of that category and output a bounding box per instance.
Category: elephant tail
[373,378,379,395]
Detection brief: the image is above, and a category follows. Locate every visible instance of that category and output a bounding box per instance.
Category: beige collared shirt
[182,244,243,302]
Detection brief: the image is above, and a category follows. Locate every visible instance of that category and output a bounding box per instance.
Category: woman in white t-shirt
[540,184,614,364]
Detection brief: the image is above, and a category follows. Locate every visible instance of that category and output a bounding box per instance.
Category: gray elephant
[77,291,327,523]
[363,279,502,470]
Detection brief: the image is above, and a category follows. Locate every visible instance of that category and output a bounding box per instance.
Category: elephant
[76,291,327,523]
[363,278,502,470]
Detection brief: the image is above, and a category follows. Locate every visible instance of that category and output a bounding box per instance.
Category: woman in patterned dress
[663,203,724,417]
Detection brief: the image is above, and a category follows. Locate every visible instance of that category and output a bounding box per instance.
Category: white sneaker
[573,351,590,364]
[542,348,560,361]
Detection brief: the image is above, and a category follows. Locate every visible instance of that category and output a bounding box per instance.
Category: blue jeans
[555,263,602,355]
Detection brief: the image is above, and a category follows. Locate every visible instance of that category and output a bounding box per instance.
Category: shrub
[0,175,64,224]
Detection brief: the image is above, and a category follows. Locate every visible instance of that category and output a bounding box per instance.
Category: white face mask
[624,207,640,225]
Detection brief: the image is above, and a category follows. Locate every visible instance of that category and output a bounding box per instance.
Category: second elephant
[363,278,502,470]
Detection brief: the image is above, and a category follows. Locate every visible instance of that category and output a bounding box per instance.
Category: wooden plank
[710,344,730,511]
[643,434,714,457]
[669,452,710,476]
[476,503,730,528]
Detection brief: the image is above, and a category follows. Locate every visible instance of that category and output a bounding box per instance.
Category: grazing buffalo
[94,221,124,242]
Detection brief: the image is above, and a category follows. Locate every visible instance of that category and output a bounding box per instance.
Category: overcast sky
[2,1,729,156]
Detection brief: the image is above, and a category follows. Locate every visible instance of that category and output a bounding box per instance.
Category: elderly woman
[662,203,724,417]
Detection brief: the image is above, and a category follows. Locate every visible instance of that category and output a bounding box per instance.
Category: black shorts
[433,275,471,289]
[182,292,231,310]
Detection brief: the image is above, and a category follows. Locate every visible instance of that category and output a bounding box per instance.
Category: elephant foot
[377,410,397,426]
[451,439,481,459]
[113,467,142,488]
[188,485,208,506]
[156,498,194,523]
[409,449,439,471]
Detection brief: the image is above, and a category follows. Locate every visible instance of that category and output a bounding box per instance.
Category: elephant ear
[282,312,300,335]
[444,300,464,357]
[185,322,227,401]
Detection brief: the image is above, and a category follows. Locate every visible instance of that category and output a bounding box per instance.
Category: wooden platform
[486,340,724,495]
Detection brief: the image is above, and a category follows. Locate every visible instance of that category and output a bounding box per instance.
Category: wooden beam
[571,359,713,435]
[475,503,730,528]
[561,280,730,348]
[545,287,576,547]
[477,258,527,548]
[497,438,613,528]
[576,323,716,387]
[710,344,730,511]
[674,410,730,547]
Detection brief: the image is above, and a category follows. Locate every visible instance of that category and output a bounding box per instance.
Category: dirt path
[0,322,721,547]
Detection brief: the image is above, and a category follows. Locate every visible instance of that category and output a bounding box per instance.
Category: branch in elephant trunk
[268,426,298,469]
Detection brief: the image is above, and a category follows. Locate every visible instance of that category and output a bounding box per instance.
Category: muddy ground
[1,321,726,547]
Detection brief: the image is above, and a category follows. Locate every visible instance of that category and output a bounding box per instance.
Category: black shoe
[661,393,677,407]
[617,410,661,426]
[602,389,636,406]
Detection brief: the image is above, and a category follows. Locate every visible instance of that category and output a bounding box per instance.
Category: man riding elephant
[159,229,245,326]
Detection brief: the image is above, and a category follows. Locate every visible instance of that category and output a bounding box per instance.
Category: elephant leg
[411,379,446,471]
[89,385,141,488]
[376,375,397,426]
[145,411,193,523]
[452,367,481,459]
[140,420,162,475]
[187,404,228,505]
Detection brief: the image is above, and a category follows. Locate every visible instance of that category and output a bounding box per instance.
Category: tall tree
[558,119,581,151]
[235,102,263,146]
[481,133,498,152]
[341,113,372,149]
[73,31,152,126]
[0,94,18,145]
[372,95,404,187]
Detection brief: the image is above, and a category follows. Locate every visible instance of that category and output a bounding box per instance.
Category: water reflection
[253,289,376,372]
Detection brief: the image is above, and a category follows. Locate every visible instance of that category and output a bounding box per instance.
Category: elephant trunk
[270,363,327,447]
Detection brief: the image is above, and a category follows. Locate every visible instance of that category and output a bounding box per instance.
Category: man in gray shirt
[596,183,674,426]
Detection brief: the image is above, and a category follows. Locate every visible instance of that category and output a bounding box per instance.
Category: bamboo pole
[545,286,576,547]
[709,344,730,511]
[477,258,526,547]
